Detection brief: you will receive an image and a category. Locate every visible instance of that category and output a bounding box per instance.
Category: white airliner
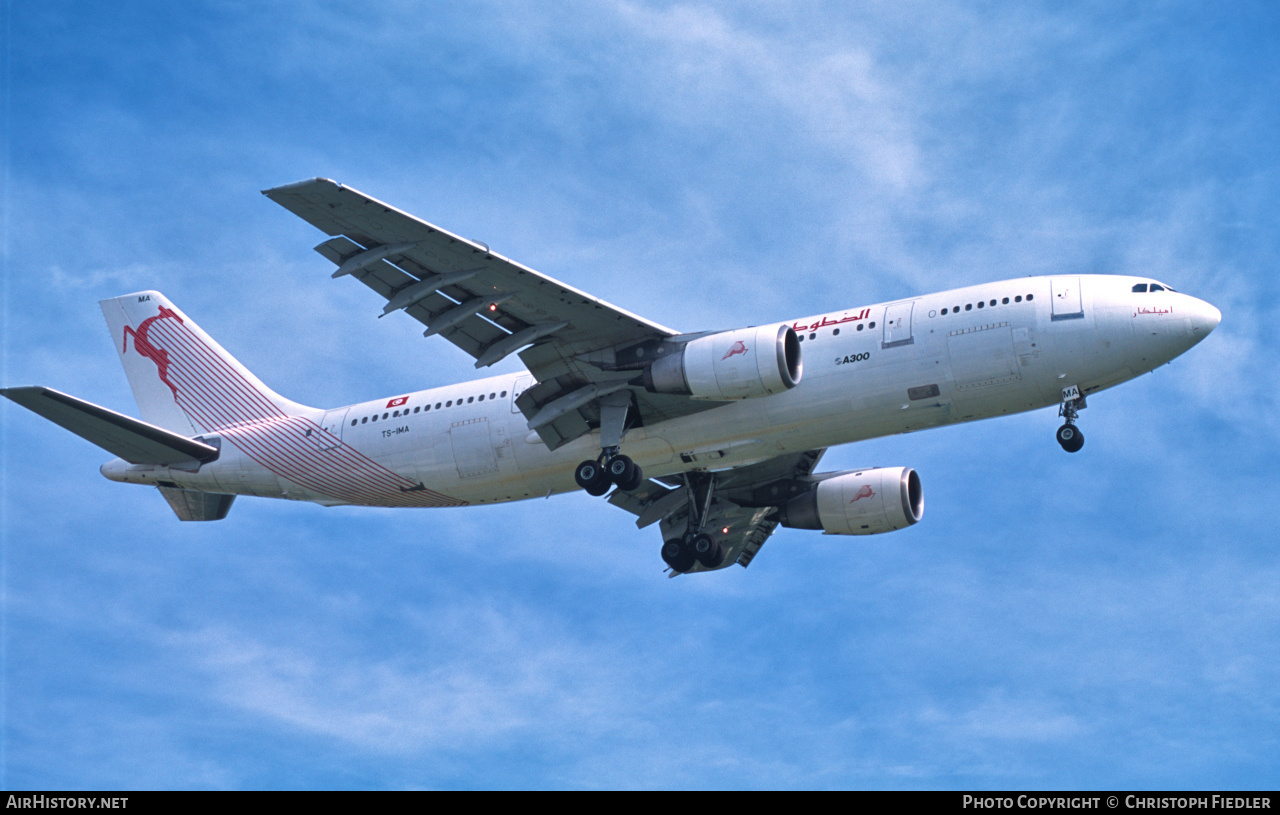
[2,179,1221,575]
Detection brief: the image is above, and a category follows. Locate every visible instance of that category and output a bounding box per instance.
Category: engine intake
[778,467,923,535]
[643,324,802,400]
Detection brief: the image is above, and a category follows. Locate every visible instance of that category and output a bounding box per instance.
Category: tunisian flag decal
[386,396,409,408]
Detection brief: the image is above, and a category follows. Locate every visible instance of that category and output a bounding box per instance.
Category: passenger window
[1027,294,1034,301]
[965,304,972,311]
[856,324,864,331]
[1015,295,1022,302]
[351,419,357,426]
[501,391,507,397]
[467,396,474,403]
[382,413,388,420]
[833,328,840,336]
[989,300,996,307]
[478,394,485,401]
[372,415,378,422]
[1002,297,1009,304]
[808,333,816,340]
[941,308,948,315]
[435,402,442,409]
[977,301,984,309]
[869,322,876,328]
[1132,284,1148,293]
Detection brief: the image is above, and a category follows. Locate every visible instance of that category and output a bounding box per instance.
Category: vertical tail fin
[100,291,313,435]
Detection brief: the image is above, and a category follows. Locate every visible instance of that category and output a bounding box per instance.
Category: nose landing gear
[1056,385,1085,453]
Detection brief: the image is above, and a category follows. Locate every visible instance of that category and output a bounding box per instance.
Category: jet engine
[642,323,802,400]
[777,467,923,535]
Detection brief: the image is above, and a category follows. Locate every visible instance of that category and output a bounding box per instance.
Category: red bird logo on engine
[721,341,748,360]
[850,485,874,502]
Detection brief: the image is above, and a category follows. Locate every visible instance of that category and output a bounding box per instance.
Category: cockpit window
[1149,284,1165,292]
[1132,284,1148,292]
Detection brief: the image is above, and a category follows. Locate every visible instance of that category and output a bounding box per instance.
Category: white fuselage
[102,274,1220,506]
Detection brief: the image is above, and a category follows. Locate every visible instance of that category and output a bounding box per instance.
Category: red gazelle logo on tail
[122,306,184,400]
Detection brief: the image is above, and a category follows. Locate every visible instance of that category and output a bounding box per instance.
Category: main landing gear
[660,473,726,573]
[574,390,644,496]
[1056,386,1085,453]
[574,453,643,496]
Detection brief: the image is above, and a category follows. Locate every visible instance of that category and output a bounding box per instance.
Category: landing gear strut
[574,390,644,495]
[660,473,726,573]
[1056,386,1085,453]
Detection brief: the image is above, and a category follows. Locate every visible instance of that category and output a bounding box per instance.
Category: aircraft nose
[1187,297,1222,338]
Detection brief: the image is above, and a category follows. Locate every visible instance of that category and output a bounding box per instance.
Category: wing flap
[2,386,218,465]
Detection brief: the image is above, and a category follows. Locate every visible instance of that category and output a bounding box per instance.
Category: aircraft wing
[608,449,826,573]
[263,178,722,450]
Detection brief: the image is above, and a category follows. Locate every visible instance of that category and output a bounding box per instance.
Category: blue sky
[2,1,1278,789]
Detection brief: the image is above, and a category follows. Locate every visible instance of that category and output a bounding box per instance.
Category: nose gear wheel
[1056,390,1086,453]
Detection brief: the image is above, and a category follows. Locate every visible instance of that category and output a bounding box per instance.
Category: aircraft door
[318,407,349,449]
[1051,277,1085,321]
[511,375,535,413]
[882,301,915,348]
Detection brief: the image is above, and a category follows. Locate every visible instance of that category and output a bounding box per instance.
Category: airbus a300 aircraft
[3,179,1221,575]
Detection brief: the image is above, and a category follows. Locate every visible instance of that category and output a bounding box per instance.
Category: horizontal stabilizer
[2,386,219,465]
[157,486,235,521]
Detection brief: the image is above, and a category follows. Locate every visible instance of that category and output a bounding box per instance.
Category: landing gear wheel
[606,455,631,481]
[661,537,696,573]
[690,534,725,568]
[604,455,643,492]
[574,460,611,495]
[620,465,644,492]
[1056,424,1084,453]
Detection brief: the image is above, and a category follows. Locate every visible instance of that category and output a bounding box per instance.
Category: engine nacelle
[779,467,923,535]
[643,323,802,400]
